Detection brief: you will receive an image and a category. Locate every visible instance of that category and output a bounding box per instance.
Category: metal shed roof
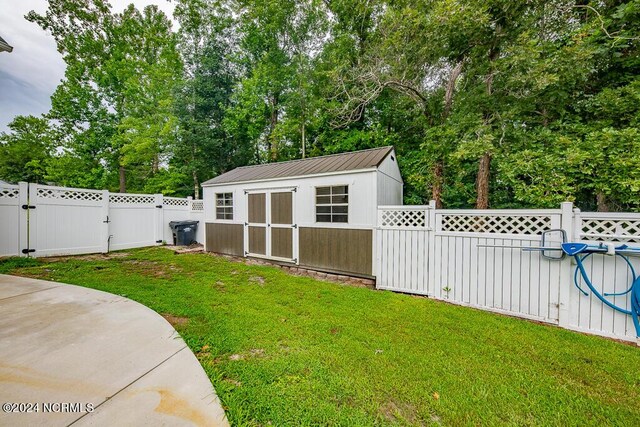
[203,146,394,186]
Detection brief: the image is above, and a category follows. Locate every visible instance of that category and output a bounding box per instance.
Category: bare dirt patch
[122,259,182,278]
[229,348,265,361]
[162,244,204,254]
[162,313,189,327]
[249,348,265,356]
[44,252,131,263]
[223,378,242,387]
[379,400,425,426]
[248,276,265,285]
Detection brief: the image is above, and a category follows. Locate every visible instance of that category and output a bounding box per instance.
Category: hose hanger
[476,229,567,260]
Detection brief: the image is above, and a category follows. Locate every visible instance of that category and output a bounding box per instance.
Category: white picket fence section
[0,182,204,258]
[377,202,640,342]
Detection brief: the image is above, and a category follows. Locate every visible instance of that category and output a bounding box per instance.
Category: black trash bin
[168,220,199,245]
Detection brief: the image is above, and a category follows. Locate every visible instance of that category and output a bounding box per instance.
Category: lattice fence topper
[163,197,189,207]
[440,214,552,235]
[191,200,204,211]
[38,187,103,202]
[0,186,19,199]
[581,218,640,243]
[109,193,155,205]
[380,209,428,228]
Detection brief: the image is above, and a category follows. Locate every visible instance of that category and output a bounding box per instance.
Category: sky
[0,0,176,133]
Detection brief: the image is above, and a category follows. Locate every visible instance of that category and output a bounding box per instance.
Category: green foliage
[24,0,182,193]
[1,0,637,209]
[0,116,54,183]
[326,0,640,210]
[171,0,243,198]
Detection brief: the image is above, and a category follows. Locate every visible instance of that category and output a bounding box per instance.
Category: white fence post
[101,190,110,253]
[558,201,574,329]
[154,194,163,245]
[26,182,38,257]
[427,200,437,296]
[573,208,582,242]
[18,182,29,257]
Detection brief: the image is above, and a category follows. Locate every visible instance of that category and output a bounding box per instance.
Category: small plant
[442,286,452,298]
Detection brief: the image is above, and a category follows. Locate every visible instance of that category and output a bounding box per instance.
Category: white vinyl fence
[377,202,640,342]
[0,182,25,257]
[0,181,204,258]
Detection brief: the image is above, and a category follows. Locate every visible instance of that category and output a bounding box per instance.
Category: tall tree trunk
[476,152,491,209]
[432,160,444,208]
[269,93,279,161]
[191,142,199,199]
[443,60,464,118]
[429,59,465,207]
[119,165,126,193]
[475,43,499,209]
[596,192,609,212]
[152,154,159,173]
[301,121,306,159]
[193,170,200,200]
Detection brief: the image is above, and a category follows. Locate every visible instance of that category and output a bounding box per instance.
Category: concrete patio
[0,274,228,426]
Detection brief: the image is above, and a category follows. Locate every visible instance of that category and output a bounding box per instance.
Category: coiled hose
[572,252,640,340]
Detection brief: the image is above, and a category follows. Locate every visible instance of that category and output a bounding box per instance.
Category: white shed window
[316,185,348,223]
[216,193,233,220]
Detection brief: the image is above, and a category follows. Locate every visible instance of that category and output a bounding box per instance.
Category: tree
[27,1,182,192]
[0,116,53,183]
[172,0,242,198]
[225,0,329,162]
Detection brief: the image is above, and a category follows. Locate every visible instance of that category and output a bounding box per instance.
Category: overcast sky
[0,0,175,133]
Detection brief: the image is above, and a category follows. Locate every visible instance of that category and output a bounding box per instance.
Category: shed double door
[246,190,297,263]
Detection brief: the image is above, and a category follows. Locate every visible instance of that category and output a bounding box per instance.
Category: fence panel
[29,184,106,257]
[376,207,566,324]
[376,206,431,294]
[432,210,564,323]
[162,197,190,244]
[567,211,640,340]
[0,182,23,257]
[190,199,205,244]
[108,193,158,251]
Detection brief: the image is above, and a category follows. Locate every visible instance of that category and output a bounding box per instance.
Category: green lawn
[1,248,639,426]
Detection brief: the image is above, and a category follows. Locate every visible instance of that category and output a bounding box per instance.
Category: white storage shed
[201,146,403,277]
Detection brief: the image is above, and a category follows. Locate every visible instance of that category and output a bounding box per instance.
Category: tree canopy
[1,0,638,210]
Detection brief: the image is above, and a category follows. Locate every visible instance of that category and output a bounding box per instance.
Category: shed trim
[202,167,377,187]
[202,146,394,187]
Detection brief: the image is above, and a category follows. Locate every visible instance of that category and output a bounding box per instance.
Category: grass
[1,247,639,426]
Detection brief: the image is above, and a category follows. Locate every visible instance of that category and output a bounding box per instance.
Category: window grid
[216,193,233,220]
[316,186,348,223]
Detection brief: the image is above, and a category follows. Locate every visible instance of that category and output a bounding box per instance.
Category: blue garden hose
[563,242,640,340]
[572,252,636,298]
